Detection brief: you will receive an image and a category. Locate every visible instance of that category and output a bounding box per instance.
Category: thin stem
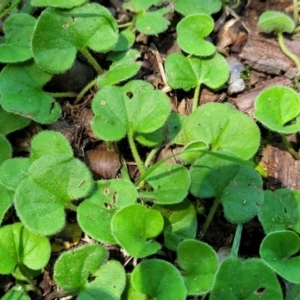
[0,0,10,14]
[230,223,243,257]
[17,264,41,295]
[79,47,103,74]
[277,31,300,76]
[144,146,160,169]
[126,15,137,31]
[74,77,98,104]
[198,197,221,239]
[293,0,299,25]
[230,0,241,9]
[65,203,77,212]
[192,83,201,112]
[47,92,77,98]
[128,131,145,175]
[0,0,21,19]
[281,133,300,159]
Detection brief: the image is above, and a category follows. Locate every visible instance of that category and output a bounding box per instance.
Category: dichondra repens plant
[0,0,300,299]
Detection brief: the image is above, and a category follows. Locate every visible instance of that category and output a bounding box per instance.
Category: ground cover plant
[1,0,300,299]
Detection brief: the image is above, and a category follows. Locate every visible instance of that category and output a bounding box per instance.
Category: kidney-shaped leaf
[14,154,93,235]
[78,179,137,244]
[0,14,36,63]
[0,61,60,124]
[92,80,171,141]
[0,223,50,274]
[258,189,300,234]
[131,259,187,300]
[210,257,283,299]
[260,230,300,283]
[181,103,260,160]
[254,86,300,134]
[31,0,86,8]
[174,0,222,16]
[111,204,163,258]
[54,244,108,291]
[32,3,118,74]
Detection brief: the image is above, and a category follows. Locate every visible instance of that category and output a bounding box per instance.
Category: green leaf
[190,151,263,224]
[0,14,36,63]
[113,30,135,52]
[210,257,283,299]
[0,106,30,135]
[0,61,60,124]
[254,86,300,134]
[1,290,30,300]
[0,223,51,274]
[111,204,163,258]
[121,274,148,300]
[180,140,208,164]
[123,0,162,12]
[0,135,12,166]
[32,3,118,74]
[53,244,108,290]
[177,14,215,56]
[136,7,170,35]
[78,179,137,244]
[174,0,222,16]
[258,189,300,234]
[260,230,300,283]
[165,53,229,92]
[177,240,218,295]
[153,199,197,251]
[31,0,87,8]
[97,49,141,88]
[131,259,187,300]
[14,154,93,235]
[0,186,13,225]
[78,288,119,300]
[91,80,171,141]
[140,162,190,205]
[258,11,295,33]
[180,103,260,160]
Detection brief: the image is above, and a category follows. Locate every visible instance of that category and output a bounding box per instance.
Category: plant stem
[0,0,10,14]
[293,0,299,25]
[65,203,77,212]
[47,92,77,98]
[0,0,20,19]
[144,146,160,169]
[80,47,104,74]
[128,132,145,175]
[277,31,300,76]
[74,77,98,104]
[198,197,221,239]
[17,263,41,295]
[280,133,300,159]
[192,83,201,112]
[126,15,137,31]
[230,223,243,257]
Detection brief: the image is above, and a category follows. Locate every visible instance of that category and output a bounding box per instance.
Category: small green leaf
[254,86,300,134]
[97,49,141,88]
[210,257,283,299]
[258,11,295,33]
[91,80,171,141]
[165,53,229,92]
[177,14,215,56]
[32,3,118,74]
[53,244,108,290]
[1,290,30,300]
[121,274,148,300]
[180,140,208,164]
[111,204,163,258]
[0,14,36,63]
[136,7,170,35]
[113,30,135,52]
[14,154,93,235]
[0,135,12,166]
[180,103,260,160]
[123,0,161,12]
[153,198,197,251]
[0,61,60,124]
[140,162,190,205]
[0,106,30,135]
[190,151,263,224]
[131,259,187,300]
[258,189,300,234]
[260,230,300,283]
[174,0,222,16]
[78,179,137,244]
[0,223,51,274]
[177,240,218,295]
[78,289,118,300]
[31,0,87,8]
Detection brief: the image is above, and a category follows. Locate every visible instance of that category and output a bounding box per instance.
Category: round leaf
[254,86,300,134]
[210,257,283,299]
[177,240,218,295]
[113,30,135,52]
[0,135,12,166]
[177,14,215,56]
[131,259,187,300]
[54,244,108,290]
[258,11,295,33]
[260,230,300,283]
[0,223,51,274]
[0,14,36,63]
[32,3,118,74]
[174,0,222,16]
[78,288,118,300]
[0,61,60,124]
[31,0,87,8]
[111,204,163,258]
